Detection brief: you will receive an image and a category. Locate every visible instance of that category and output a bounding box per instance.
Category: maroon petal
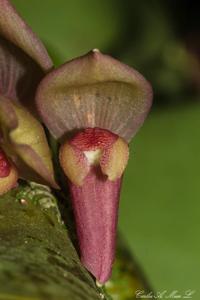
[0,0,52,71]
[69,167,122,283]
[0,162,18,195]
[0,148,18,195]
[0,148,11,177]
[36,49,152,142]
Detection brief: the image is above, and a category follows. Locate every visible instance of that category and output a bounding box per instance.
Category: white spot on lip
[84,149,102,165]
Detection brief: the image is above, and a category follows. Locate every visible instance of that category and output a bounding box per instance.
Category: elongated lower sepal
[69,167,122,283]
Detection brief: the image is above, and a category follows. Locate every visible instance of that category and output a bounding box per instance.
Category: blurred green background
[12,1,200,299]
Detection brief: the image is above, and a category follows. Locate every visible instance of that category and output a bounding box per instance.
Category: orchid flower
[36,49,153,283]
[0,0,57,194]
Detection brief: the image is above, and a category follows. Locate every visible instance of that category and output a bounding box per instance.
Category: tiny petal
[100,137,129,181]
[0,165,18,195]
[0,148,11,177]
[59,141,89,186]
[0,0,52,71]
[0,97,57,188]
[0,149,18,195]
[36,50,152,142]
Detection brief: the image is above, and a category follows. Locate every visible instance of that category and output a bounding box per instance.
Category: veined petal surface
[37,50,152,142]
[0,37,44,105]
